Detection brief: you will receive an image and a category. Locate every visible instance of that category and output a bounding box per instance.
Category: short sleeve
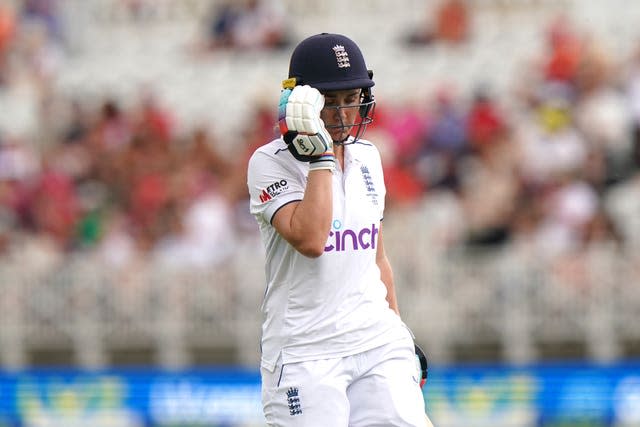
[247,148,306,225]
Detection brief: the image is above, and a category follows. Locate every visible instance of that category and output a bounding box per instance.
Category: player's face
[321,89,362,142]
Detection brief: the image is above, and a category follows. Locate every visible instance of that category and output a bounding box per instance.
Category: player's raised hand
[278,85,335,170]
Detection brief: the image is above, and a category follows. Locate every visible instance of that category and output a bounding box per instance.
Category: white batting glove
[278,85,334,170]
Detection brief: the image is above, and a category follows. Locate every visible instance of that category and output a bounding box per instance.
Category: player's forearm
[288,169,333,257]
[376,230,400,315]
[380,261,400,315]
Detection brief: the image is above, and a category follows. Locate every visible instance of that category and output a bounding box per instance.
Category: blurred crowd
[201,0,290,52]
[1,0,640,286]
[379,14,640,259]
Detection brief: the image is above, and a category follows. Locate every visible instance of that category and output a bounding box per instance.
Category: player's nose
[331,105,349,124]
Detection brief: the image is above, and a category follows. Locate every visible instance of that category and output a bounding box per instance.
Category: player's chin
[329,128,350,142]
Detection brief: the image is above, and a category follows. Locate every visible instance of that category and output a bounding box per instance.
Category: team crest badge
[360,165,379,205]
[286,387,302,416]
[332,45,350,68]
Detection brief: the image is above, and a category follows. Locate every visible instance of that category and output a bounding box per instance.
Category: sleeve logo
[259,179,289,203]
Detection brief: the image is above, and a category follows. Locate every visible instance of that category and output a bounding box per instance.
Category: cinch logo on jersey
[324,220,378,252]
[259,179,289,203]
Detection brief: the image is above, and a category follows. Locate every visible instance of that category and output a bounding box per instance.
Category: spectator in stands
[378,100,429,166]
[415,87,468,191]
[539,175,600,256]
[0,134,42,241]
[514,81,587,190]
[573,40,635,186]
[133,89,175,145]
[12,17,62,89]
[152,186,238,268]
[382,154,426,209]
[404,0,471,46]
[203,0,289,52]
[27,162,79,250]
[0,133,41,184]
[372,101,428,208]
[460,129,520,247]
[580,206,623,249]
[204,0,237,50]
[61,100,90,145]
[465,85,507,154]
[125,135,171,241]
[94,99,132,151]
[434,0,470,44]
[183,126,232,185]
[21,0,63,43]
[543,14,583,84]
[0,3,16,86]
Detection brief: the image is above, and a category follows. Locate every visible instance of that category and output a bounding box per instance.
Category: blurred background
[1,0,640,425]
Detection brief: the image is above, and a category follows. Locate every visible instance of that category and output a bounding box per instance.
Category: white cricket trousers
[261,333,434,426]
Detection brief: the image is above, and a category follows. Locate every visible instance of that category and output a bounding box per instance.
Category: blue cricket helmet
[286,33,375,91]
[283,33,376,143]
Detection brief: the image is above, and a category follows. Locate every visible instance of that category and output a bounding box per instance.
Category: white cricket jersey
[247,137,406,372]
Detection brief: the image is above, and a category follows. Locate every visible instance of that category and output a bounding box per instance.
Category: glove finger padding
[285,87,324,134]
[279,85,334,165]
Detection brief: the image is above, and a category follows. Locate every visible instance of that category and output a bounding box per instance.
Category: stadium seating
[2,0,640,369]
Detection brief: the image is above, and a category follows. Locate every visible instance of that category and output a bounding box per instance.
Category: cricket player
[247,32,433,426]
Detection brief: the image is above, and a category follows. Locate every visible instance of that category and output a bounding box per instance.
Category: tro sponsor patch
[259,179,289,203]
